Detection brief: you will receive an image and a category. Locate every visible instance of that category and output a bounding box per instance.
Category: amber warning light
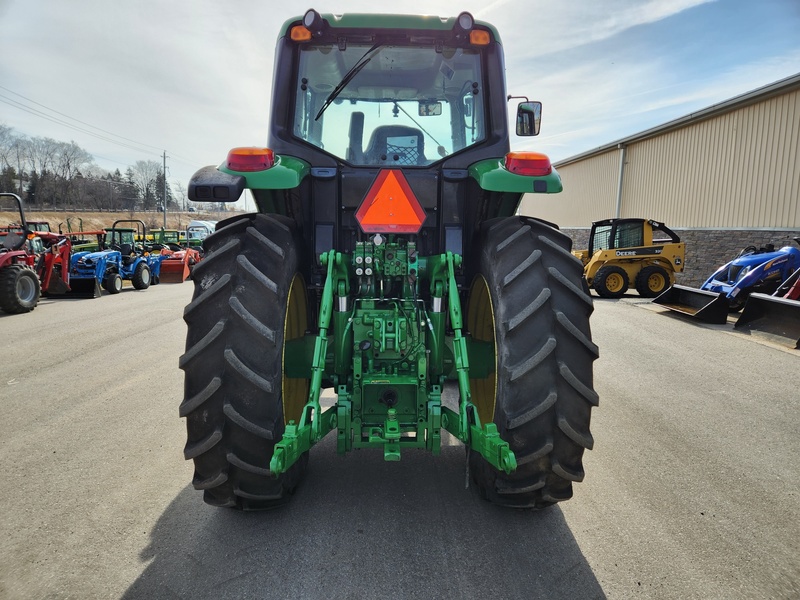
[504,152,552,176]
[355,170,427,234]
[226,147,275,172]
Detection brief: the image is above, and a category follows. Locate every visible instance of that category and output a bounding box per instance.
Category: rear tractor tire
[635,265,671,298]
[179,213,309,510]
[0,265,41,314]
[593,265,628,298]
[467,217,599,508]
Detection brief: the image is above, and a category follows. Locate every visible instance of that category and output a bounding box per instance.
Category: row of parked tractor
[0,192,215,314]
[575,217,800,349]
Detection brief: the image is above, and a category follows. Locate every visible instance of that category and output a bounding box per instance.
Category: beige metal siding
[622,89,799,227]
[520,84,799,229]
[518,149,619,226]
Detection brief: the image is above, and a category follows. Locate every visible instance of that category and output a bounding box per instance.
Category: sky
[1,0,799,207]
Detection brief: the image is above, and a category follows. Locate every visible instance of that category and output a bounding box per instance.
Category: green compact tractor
[182,10,598,510]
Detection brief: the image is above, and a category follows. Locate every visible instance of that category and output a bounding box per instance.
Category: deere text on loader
[182,10,599,510]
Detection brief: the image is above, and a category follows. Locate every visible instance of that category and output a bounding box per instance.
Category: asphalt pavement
[0,283,797,599]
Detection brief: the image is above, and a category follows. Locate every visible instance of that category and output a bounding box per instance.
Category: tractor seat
[363,125,427,166]
[0,230,25,251]
[120,243,135,264]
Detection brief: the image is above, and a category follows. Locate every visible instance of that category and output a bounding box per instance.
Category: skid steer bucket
[652,284,729,324]
[158,257,190,283]
[734,294,800,349]
[68,277,102,298]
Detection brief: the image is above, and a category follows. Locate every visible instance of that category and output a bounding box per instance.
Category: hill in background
[0,210,235,233]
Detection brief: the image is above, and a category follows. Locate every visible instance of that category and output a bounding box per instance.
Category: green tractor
[182,9,598,510]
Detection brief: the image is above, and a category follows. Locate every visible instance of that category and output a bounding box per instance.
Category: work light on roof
[456,12,474,31]
[303,9,325,35]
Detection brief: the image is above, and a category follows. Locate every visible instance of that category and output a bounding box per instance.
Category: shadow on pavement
[123,439,605,599]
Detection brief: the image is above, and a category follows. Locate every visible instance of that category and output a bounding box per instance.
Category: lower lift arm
[436,251,516,474]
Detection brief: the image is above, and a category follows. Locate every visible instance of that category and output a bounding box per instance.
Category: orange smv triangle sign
[355,170,427,234]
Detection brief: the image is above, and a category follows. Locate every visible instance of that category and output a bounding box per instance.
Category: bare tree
[8,137,30,197]
[54,141,94,180]
[130,159,161,210]
[173,180,187,211]
[0,125,23,195]
[24,136,58,175]
[0,124,15,169]
[55,141,94,206]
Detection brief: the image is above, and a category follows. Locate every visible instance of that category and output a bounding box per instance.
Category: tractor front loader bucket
[158,257,190,283]
[44,277,70,296]
[68,277,102,298]
[735,294,800,349]
[653,284,729,324]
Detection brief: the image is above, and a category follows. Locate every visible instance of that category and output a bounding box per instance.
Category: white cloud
[478,0,717,58]
[515,46,800,162]
[1,0,797,196]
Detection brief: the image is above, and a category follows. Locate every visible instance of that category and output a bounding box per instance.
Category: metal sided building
[520,73,800,286]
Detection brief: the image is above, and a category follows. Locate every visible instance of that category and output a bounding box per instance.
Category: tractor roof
[279,12,502,44]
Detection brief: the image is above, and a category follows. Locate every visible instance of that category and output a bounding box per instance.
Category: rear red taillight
[504,152,552,176]
[226,147,275,172]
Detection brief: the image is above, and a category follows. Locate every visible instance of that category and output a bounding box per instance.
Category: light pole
[163,151,168,230]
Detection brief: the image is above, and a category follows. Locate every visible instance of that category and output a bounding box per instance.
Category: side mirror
[516,101,542,136]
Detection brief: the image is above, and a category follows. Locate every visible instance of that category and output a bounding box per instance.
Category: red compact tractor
[1,192,73,313]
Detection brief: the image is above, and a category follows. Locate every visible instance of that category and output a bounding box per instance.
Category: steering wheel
[738,245,757,257]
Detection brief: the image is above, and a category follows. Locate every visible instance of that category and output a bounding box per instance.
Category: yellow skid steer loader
[573,218,685,298]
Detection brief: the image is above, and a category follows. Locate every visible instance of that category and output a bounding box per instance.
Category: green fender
[469,158,563,194]
[219,155,310,189]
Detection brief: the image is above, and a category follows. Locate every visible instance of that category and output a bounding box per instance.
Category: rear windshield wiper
[315,43,383,121]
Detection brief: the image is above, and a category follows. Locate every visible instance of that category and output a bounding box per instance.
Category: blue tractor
[69,220,163,297]
[655,238,800,322]
[700,240,800,311]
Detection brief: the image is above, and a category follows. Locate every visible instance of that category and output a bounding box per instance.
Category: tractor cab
[587,218,680,256]
[152,228,188,248]
[27,221,52,233]
[189,11,557,272]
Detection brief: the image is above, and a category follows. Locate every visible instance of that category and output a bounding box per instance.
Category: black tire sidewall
[181,214,309,509]
[594,265,629,298]
[132,262,151,289]
[635,265,670,297]
[467,217,598,508]
[0,265,40,313]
